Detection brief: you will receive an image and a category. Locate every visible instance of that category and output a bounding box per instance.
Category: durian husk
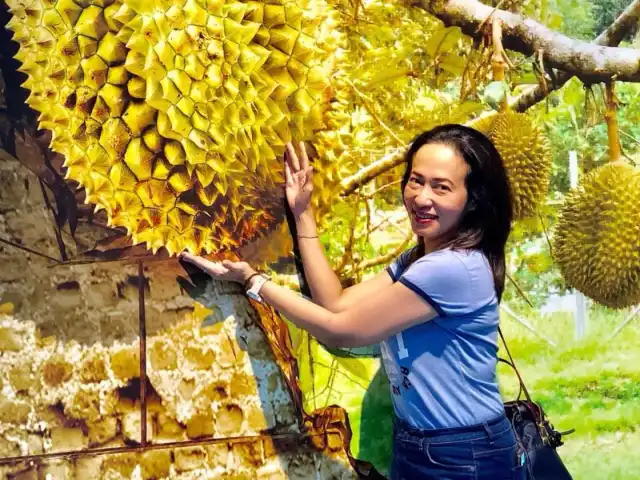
[6,0,342,258]
[487,111,552,220]
[553,161,640,309]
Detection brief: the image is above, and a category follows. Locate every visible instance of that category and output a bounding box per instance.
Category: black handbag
[498,328,575,480]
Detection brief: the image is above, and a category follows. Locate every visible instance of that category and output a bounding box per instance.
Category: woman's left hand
[179,253,257,285]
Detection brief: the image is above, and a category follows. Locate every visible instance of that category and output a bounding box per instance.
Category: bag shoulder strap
[497,327,534,405]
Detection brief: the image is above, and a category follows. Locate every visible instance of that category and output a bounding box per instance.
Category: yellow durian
[488,111,552,220]
[553,162,640,309]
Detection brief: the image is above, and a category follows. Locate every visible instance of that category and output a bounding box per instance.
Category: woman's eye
[435,184,450,191]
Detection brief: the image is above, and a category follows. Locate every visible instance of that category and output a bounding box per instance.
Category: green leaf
[426,27,461,58]
[439,53,466,76]
[365,67,412,88]
[548,12,564,30]
[513,72,540,85]
[562,79,584,107]
[481,81,509,110]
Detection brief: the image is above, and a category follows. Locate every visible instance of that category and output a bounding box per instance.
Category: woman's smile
[412,209,438,226]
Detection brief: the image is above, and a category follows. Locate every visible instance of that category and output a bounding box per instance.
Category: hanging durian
[553,82,640,309]
[470,108,553,222]
[469,19,552,221]
[6,0,341,256]
[488,111,552,220]
[553,161,640,308]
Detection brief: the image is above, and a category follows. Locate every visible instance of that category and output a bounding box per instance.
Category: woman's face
[403,143,470,251]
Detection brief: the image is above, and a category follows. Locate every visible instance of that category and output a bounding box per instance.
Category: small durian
[488,111,552,220]
[552,161,640,309]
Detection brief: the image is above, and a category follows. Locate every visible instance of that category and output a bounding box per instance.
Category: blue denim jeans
[391,414,527,480]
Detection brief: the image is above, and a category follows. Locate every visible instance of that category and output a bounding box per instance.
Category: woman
[181,124,525,479]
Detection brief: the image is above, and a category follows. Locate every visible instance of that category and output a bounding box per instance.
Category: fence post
[569,150,588,340]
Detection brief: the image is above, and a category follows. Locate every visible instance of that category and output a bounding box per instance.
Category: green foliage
[318,200,409,280]
[591,0,638,41]
[532,79,640,194]
[535,0,596,39]
[498,304,640,478]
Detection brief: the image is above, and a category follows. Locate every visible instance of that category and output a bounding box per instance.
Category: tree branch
[416,0,640,82]
[355,229,414,271]
[472,0,640,122]
[339,0,640,196]
[340,148,405,196]
[509,0,640,112]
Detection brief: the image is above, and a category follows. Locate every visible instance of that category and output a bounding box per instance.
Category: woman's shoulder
[412,248,493,284]
[391,247,489,279]
[414,247,484,266]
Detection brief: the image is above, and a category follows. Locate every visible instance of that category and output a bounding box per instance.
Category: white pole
[569,151,588,340]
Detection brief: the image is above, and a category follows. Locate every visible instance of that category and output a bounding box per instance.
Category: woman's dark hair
[401,124,513,301]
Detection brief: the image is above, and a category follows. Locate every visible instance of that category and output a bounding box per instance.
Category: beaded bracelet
[297,235,319,239]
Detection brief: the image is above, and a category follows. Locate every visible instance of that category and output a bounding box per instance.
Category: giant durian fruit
[6,0,340,255]
[552,161,640,309]
[487,111,552,220]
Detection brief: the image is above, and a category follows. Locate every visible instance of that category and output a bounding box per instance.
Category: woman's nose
[414,187,434,207]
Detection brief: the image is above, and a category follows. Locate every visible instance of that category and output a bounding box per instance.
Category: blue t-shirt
[382,247,504,430]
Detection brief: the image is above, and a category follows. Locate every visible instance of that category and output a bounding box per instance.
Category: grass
[497,303,640,479]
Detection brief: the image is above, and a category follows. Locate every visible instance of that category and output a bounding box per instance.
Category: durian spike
[605,80,622,163]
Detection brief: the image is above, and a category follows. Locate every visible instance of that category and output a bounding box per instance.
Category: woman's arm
[256,275,437,347]
[295,210,395,312]
[179,253,437,348]
[293,209,344,310]
[286,144,394,312]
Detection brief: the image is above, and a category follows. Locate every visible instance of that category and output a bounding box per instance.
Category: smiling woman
[403,143,470,250]
[180,124,522,480]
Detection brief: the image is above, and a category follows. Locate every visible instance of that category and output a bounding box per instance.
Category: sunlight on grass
[497,303,640,478]
[561,431,640,479]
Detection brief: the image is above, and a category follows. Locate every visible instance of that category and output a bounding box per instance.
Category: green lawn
[498,304,640,480]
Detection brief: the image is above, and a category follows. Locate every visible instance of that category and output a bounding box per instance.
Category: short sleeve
[386,248,415,282]
[397,249,491,317]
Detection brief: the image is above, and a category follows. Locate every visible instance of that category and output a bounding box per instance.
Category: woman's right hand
[284,141,314,219]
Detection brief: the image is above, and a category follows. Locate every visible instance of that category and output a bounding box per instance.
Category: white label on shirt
[396,332,409,359]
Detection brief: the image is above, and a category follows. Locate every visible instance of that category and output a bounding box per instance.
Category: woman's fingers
[284,160,294,186]
[179,253,228,275]
[298,141,309,170]
[179,252,208,270]
[303,166,314,192]
[285,142,301,171]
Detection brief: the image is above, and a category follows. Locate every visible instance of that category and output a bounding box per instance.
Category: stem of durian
[491,18,508,111]
[605,81,621,162]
